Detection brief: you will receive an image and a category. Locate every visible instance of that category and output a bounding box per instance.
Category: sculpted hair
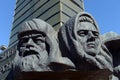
[78,15,98,30]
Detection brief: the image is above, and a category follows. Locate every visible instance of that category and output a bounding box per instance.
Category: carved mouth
[22,50,38,57]
[87,43,95,48]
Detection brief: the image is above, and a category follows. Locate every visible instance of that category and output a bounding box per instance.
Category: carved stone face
[15,19,59,71]
[77,22,100,56]
[19,32,46,57]
[18,32,48,71]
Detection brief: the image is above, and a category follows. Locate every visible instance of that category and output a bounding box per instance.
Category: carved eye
[92,31,99,37]
[33,37,45,45]
[20,38,28,43]
[77,30,88,37]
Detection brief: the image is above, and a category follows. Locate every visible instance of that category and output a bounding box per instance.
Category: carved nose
[26,44,33,48]
[89,31,94,37]
[26,39,34,48]
[27,38,33,44]
[88,31,95,41]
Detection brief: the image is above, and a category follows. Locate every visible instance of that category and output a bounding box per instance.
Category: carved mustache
[20,47,39,57]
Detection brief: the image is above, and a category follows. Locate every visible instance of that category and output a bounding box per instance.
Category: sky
[0,0,15,47]
[0,0,120,48]
[84,0,120,34]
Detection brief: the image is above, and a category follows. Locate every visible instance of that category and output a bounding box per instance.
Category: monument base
[15,69,111,80]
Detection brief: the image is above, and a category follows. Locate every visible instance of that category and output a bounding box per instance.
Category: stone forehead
[75,12,99,31]
[18,31,46,40]
[77,22,98,31]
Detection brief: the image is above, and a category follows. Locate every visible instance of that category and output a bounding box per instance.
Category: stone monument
[14,18,75,71]
[105,36,120,80]
[0,0,120,80]
[58,12,113,72]
[0,0,84,80]
[13,12,113,80]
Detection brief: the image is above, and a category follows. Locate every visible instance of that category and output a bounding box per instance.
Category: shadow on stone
[15,69,111,80]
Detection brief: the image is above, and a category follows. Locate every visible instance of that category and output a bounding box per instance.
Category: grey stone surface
[13,19,74,74]
[2,13,118,80]
[101,31,119,41]
[58,12,113,72]
[15,69,111,80]
[0,46,16,80]
[14,19,57,72]
[105,36,120,79]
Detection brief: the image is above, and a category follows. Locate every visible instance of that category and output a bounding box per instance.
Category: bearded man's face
[18,32,48,71]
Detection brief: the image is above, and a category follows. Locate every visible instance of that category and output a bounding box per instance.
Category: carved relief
[14,19,74,73]
[58,12,113,72]
[104,37,120,79]
[11,12,116,80]
[14,19,59,71]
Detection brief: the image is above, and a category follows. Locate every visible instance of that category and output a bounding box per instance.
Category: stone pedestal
[15,69,111,80]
